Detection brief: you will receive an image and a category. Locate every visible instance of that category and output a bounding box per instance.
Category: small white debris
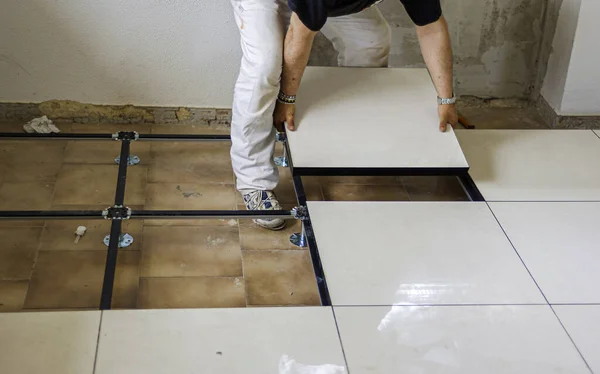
[74,225,87,244]
[23,116,61,134]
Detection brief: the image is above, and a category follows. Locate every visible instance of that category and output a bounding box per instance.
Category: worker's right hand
[273,101,296,132]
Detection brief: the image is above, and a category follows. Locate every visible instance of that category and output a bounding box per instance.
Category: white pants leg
[321,6,391,67]
[229,0,289,193]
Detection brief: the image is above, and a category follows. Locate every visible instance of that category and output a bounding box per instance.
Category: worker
[230,0,458,230]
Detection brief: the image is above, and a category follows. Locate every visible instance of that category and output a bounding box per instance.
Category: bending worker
[230,0,457,229]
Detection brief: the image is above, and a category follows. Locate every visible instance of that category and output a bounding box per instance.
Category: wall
[0,0,241,107]
[1,0,549,106]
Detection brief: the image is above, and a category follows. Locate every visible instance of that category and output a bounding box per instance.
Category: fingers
[439,121,447,132]
[286,114,296,132]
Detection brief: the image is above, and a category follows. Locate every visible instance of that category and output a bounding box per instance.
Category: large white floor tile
[554,305,600,373]
[96,307,346,374]
[0,311,100,374]
[308,202,543,306]
[594,130,599,138]
[335,305,590,374]
[286,67,468,172]
[456,130,600,201]
[490,202,600,303]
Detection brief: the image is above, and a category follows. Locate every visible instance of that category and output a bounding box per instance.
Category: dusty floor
[0,106,548,312]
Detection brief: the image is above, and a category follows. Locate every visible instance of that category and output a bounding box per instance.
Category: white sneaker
[243,190,286,230]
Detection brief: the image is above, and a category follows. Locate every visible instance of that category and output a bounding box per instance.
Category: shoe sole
[254,220,287,231]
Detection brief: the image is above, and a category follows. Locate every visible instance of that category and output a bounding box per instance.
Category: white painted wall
[0,0,241,107]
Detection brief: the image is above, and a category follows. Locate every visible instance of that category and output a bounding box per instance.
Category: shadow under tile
[140,226,242,277]
[0,227,43,280]
[243,250,320,306]
[321,183,410,202]
[0,182,55,210]
[137,277,245,309]
[239,219,303,251]
[401,176,468,201]
[146,183,236,210]
[25,251,139,309]
[274,168,324,203]
[0,280,29,312]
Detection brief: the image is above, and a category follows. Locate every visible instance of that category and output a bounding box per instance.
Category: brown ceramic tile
[0,182,55,210]
[53,164,147,205]
[149,142,233,184]
[63,141,151,165]
[0,220,45,228]
[402,176,468,201]
[0,162,63,183]
[25,251,139,309]
[137,277,245,309]
[71,123,152,134]
[0,280,29,312]
[317,176,402,185]
[0,141,66,165]
[140,226,242,277]
[243,250,320,306]
[146,183,236,210]
[239,218,303,251]
[321,184,409,201]
[40,220,143,251]
[151,124,230,135]
[0,227,42,280]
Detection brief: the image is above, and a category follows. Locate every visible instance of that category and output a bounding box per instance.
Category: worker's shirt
[289,0,442,31]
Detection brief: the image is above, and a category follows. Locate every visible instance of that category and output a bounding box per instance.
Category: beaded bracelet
[277,91,296,104]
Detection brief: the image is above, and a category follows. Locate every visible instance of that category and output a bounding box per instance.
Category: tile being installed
[489,202,600,304]
[554,305,600,373]
[0,311,100,374]
[456,130,600,201]
[334,305,589,373]
[96,307,346,374]
[308,202,544,306]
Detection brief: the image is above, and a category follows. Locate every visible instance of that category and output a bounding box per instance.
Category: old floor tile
[145,183,236,210]
[0,280,28,312]
[0,182,54,210]
[239,219,303,251]
[321,183,409,201]
[0,227,43,280]
[401,176,468,201]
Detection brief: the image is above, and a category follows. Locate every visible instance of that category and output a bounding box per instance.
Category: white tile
[594,130,600,138]
[96,307,346,374]
[456,130,600,201]
[286,67,468,170]
[335,305,590,374]
[490,202,600,304]
[0,311,100,374]
[554,305,600,373]
[308,201,543,306]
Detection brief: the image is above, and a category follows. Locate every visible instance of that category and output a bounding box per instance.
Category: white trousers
[230,0,391,192]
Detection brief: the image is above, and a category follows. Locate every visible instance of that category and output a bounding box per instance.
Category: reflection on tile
[137,277,245,309]
[243,251,320,306]
[321,183,409,201]
[0,227,43,280]
[25,251,139,309]
[554,305,600,373]
[402,176,468,201]
[308,202,544,305]
[0,311,100,374]
[239,219,302,251]
[146,183,235,210]
[0,280,29,312]
[490,202,600,303]
[141,226,242,277]
[149,143,233,184]
[335,305,589,374]
[53,165,146,205]
[0,182,54,210]
[40,220,143,251]
[96,307,346,374]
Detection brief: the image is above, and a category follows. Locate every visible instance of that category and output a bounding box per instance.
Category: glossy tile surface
[335,305,589,373]
[96,308,346,374]
[456,130,600,201]
[490,202,600,304]
[0,311,100,374]
[287,67,468,170]
[554,305,600,373]
[308,202,543,305]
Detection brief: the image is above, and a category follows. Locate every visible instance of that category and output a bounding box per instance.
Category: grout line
[592,130,600,141]
[92,311,104,374]
[330,303,550,308]
[548,306,594,373]
[331,306,351,374]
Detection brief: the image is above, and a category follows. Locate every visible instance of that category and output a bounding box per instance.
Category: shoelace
[245,191,281,211]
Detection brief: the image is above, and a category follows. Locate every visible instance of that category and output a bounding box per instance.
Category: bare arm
[416,16,457,132]
[274,12,316,131]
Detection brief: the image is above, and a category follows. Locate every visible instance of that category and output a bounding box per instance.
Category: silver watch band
[437,94,456,105]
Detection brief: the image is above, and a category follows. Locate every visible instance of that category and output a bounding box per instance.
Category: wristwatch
[437,94,456,105]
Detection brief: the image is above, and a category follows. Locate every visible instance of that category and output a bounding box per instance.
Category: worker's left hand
[438,104,458,132]
[274,101,296,132]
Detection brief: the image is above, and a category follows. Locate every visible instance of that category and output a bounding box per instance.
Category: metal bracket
[274,156,289,167]
[292,206,309,220]
[274,132,289,167]
[112,131,139,141]
[290,233,307,248]
[102,206,131,220]
[115,155,140,165]
[104,233,134,248]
